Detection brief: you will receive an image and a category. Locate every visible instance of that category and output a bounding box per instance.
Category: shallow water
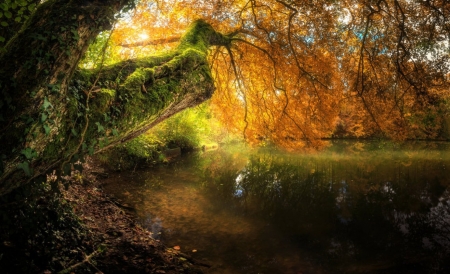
[103,140,450,273]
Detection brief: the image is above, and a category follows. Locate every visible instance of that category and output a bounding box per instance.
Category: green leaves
[43,96,53,110]
[17,161,32,176]
[43,124,50,135]
[27,3,35,12]
[0,0,37,34]
[18,149,36,176]
[3,10,12,18]
[41,97,53,135]
[71,29,79,41]
[21,147,37,160]
[41,112,48,122]
[0,0,36,11]
[95,122,104,133]
[47,84,60,93]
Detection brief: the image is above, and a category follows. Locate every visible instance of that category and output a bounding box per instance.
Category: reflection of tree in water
[202,146,450,272]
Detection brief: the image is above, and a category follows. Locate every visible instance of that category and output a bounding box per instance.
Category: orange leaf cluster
[111,0,450,149]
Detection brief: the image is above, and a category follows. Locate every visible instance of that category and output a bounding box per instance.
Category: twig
[58,249,103,274]
[178,252,212,268]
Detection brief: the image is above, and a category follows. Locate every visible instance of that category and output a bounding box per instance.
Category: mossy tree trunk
[0,0,232,196]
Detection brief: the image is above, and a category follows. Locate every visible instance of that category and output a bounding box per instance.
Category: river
[103,140,450,273]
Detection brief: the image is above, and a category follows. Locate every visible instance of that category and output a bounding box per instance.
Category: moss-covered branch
[0,19,232,196]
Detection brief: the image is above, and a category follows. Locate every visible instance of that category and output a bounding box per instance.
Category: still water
[103,141,450,273]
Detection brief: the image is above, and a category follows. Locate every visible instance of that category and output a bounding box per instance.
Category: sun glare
[138,33,149,41]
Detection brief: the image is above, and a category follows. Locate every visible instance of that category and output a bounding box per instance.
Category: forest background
[80,0,450,167]
[0,0,449,272]
[1,0,449,181]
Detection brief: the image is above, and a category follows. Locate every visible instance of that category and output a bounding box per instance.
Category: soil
[63,158,210,273]
[0,157,210,274]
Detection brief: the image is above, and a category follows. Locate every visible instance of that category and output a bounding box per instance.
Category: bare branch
[119,36,181,47]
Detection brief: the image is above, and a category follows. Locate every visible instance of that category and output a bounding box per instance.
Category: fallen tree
[0,0,233,196]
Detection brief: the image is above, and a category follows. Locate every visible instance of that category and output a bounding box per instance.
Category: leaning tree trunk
[0,0,232,196]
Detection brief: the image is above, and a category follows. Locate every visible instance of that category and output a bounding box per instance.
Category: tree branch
[119,36,181,47]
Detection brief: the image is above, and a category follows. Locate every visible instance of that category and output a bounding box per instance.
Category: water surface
[103,141,450,273]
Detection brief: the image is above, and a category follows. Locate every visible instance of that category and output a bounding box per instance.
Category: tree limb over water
[0,0,233,196]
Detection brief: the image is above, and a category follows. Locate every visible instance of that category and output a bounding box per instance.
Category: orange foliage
[110,0,450,149]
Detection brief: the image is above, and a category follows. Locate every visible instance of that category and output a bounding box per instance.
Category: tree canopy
[110,0,450,148]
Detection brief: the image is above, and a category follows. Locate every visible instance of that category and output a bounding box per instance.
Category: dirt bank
[0,157,209,273]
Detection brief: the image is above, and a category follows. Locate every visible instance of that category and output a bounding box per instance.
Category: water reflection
[104,141,450,273]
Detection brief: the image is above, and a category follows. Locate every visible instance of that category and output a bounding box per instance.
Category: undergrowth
[0,177,93,273]
[96,101,238,170]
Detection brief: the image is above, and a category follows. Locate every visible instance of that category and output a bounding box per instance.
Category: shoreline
[0,156,208,274]
[66,158,208,273]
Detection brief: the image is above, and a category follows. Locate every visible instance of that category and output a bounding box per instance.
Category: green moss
[65,20,226,159]
[122,68,155,92]
[100,88,115,97]
[179,20,222,52]
[40,129,79,161]
[41,139,63,160]
[90,88,115,113]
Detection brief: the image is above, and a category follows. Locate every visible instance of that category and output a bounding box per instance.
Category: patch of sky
[234,172,245,197]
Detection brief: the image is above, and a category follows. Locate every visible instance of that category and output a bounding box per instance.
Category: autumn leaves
[110,0,450,148]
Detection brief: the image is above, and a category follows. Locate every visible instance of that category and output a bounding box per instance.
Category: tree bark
[0,0,232,196]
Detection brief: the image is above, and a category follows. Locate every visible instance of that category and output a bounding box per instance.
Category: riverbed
[103,140,450,273]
